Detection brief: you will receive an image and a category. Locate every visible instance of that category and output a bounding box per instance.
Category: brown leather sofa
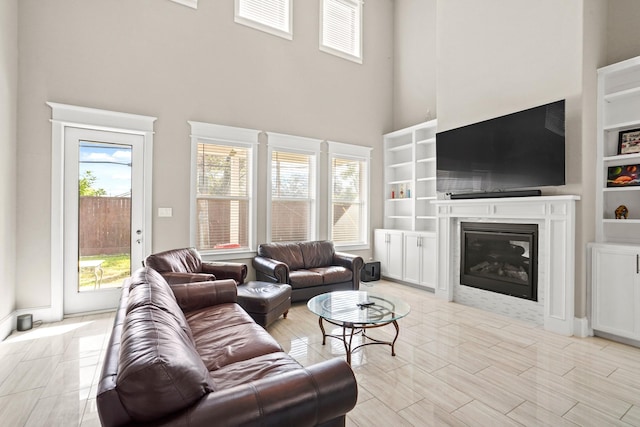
[253,241,364,302]
[144,247,247,285]
[97,267,357,427]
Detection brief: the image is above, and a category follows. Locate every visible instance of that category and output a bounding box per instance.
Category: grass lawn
[79,253,130,290]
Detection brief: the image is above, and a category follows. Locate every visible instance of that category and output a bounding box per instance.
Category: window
[267,133,321,242]
[328,141,371,248]
[320,0,363,63]
[235,0,292,40]
[169,0,197,9]
[189,122,258,256]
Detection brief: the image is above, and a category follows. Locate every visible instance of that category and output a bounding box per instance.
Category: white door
[63,128,146,314]
[386,230,404,280]
[403,233,421,285]
[420,234,437,288]
[592,245,640,339]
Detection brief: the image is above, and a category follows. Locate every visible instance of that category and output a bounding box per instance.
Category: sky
[79,142,132,197]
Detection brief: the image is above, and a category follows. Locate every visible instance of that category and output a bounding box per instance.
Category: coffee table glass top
[307,290,410,325]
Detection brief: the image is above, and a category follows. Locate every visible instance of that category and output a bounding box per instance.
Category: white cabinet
[591,243,640,340]
[374,229,404,280]
[374,229,435,288]
[383,120,437,232]
[403,232,436,289]
[596,57,640,243]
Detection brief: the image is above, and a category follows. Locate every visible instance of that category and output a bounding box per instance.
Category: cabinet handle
[637,254,639,274]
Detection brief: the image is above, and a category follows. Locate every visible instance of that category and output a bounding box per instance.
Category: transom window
[320,0,363,63]
[235,0,292,40]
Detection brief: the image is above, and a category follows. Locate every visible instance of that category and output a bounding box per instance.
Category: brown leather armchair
[144,247,247,285]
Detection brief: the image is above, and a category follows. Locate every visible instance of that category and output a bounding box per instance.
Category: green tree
[79,170,107,196]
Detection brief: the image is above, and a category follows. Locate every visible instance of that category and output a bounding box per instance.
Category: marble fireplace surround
[433,195,580,336]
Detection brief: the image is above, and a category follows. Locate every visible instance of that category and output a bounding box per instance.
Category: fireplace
[460,222,538,301]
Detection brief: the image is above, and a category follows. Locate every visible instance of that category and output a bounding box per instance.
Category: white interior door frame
[48,102,156,320]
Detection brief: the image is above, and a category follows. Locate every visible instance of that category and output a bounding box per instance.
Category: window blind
[321,0,362,61]
[270,150,314,242]
[236,0,291,37]
[331,156,366,244]
[196,142,250,251]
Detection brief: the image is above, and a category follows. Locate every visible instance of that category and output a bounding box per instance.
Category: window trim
[188,121,259,259]
[169,0,197,9]
[266,132,321,243]
[235,0,293,41]
[319,0,363,64]
[328,141,371,250]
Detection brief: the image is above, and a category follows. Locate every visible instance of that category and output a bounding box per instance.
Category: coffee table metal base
[318,316,400,365]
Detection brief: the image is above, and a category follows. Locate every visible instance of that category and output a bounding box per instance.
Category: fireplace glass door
[460,222,538,301]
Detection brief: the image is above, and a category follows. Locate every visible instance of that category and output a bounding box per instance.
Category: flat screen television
[436,100,565,197]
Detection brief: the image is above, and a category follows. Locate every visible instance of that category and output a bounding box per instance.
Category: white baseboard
[0,312,15,341]
[574,317,592,337]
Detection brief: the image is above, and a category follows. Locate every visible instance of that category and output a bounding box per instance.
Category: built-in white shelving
[382,119,437,232]
[592,55,640,343]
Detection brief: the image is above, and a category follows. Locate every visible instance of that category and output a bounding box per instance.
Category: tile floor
[1,280,640,426]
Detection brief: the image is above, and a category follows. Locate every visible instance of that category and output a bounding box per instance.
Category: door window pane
[78,141,132,291]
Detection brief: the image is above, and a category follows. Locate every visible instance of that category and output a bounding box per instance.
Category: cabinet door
[386,231,404,280]
[420,234,437,288]
[403,233,421,285]
[373,229,388,274]
[592,246,640,339]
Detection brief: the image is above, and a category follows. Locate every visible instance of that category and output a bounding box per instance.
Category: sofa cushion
[116,305,214,423]
[186,304,283,371]
[308,266,353,284]
[300,240,335,269]
[258,242,305,271]
[209,352,302,389]
[126,268,194,341]
[289,270,323,288]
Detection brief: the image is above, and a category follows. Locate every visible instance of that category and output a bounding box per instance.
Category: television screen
[436,100,565,195]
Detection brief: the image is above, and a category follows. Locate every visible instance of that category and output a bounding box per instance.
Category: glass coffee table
[307,290,411,365]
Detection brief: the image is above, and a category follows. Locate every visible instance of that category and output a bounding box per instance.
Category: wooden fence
[79,197,131,256]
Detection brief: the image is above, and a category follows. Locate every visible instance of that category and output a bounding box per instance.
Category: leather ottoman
[237,281,292,328]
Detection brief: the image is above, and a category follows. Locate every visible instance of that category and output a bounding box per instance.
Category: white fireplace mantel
[432,195,580,336]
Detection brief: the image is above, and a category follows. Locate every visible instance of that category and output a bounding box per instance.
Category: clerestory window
[320,0,363,63]
[235,0,293,40]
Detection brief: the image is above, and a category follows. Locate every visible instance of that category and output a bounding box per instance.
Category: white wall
[15,0,393,310]
[392,0,437,130]
[0,0,18,337]
[607,0,640,65]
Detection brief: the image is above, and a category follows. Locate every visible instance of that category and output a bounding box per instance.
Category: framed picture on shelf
[607,164,640,187]
[618,128,640,154]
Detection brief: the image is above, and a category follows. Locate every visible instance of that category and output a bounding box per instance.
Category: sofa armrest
[159,358,357,427]
[333,252,364,271]
[161,271,216,285]
[169,279,237,312]
[201,261,247,285]
[334,252,364,290]
[252,256,289,283]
